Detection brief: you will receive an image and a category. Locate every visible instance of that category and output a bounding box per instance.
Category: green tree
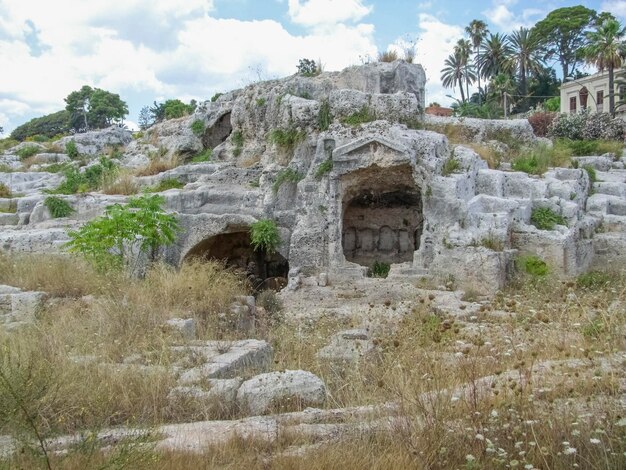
[478,33,513,85]
[582,18,626,117]
[441,51,471,103]
[9,110,71,141]
[455,39,474,101]
[163,99,194,119]
[508,27,544,111]
[64,85,128,131]
[534,6,597,81]
[66,194,178,270]
[465,20,490,104]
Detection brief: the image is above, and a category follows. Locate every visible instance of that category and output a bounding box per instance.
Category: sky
[0,0,622,134]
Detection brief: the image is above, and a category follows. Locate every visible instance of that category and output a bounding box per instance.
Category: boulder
[236,370,326,415]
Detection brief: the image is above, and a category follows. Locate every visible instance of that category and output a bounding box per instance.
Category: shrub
[211,92,223,102]
[146,178,184,192]
[0,183,11,198]
[44,196,74,218]
[15,145,40,159]
[256,289,283,317]
[518,255,549,277]
[441,157,460,176]
[191,148,212,163]
[369,261,391,278]
[530,207,567,230]
[65,140,79,159]
[232,130,244,157]
[296,58,319,77]
[577,270,612,289]
[544,96,560,112]
[341,107,376,126]
[272,168,304,193]
[512,154,547,175]
[52,160,119,195]
[315,158,333,179]
[549,110,625,141]
[256,98,266,107]
[250,219,280,254]
[378,50,399,62]
[268,128,305,151]
[66,194,178,270]
[102,173,139,195]
[583,165,597,184]
[527,112,556,137]
[318,100,332,131]
[190,120,205,136]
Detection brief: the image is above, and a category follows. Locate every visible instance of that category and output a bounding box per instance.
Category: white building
[560,69,625,118]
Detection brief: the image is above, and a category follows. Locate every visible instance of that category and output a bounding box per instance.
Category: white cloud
[287,0,373,27]
[0,0,377,133]
[602,1,626,19]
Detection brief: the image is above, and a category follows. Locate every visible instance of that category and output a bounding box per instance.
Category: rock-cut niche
[341,165,423,268]
[202,112,233,149]
[184,230,289,291]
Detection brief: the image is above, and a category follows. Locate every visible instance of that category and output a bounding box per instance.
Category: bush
[530,207,567,230]
[576,270,612,289]
[232,130,244,157]
[15,145,40,159]
[272,168,304,193]
[250,219,280,254]
[163,99,194,119]
[256,289,283,317]
[66,194,178,270]
[512,153,548,175]
[369,261,391,278]
[268,128,305,151]
[52,158,118,194]
[9,110,71,141]
[341,107,376,126]
[296,58,319,77]
[0,183,11,198]
[191,149,212,163]
[544,97,560,112]
[318,100,332,131]
[549,110,625,141]
[44,196,74,218]
[65,140,79,159]
[518,255,549,277]
[528,112,556,137]
[256,98,266,107]
[211,92,223,102]
[441,157,460,176]
[190,120,205,136]
[378,50,399,62]
[583,165,597,184]
[315,159,333,179]
[146,178,184,192]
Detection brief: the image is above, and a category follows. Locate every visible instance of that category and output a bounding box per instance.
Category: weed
[315,158,333,179]
[369,261,391,278]
[442,157,460,176]
[512,153,549,175]
[65,140,79,159]
[583,165,597,184]
[211,92,223,102]
[530,207,567,230]
[135,155,179,177]
[102,172,139,195]
[249,178,260,188]
[257,290,283,317]
[318,100,332,131]
[190,120,205,136]
[256,97,266,107]
[191,148,212,163]
[581,318,605,338]
[341,107,376,126]
[378,50,399,62]
[480,235,504,251]
[146,178,184,192]
[44,196,74,218]
[16,145,40,159]
[272,168,304,193]
[250,219,280,254]
[232,130,244,157]
[268,127,305,151]
[517,255,549,277]
[0,183,11,198]
[576,271,612,289]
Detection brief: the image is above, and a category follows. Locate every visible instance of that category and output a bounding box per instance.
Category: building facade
[560,69,625,118]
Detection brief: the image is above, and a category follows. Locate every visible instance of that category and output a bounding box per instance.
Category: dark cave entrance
[184,231,289,291]
[202,112,233,149]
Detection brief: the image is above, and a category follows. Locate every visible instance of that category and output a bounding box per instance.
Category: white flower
[466,454,476,462]
[491,409,499,418]
[564,447,577,455]
[475,434,485,441]
[590,438,601,445]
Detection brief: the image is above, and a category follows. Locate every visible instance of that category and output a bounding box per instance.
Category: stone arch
[340,164,423,269]
[183,228,289,291]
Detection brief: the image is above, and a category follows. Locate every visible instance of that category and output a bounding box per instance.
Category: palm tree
[479,33,513,86]
[489,73,516,116]
[507,27,544,110]
[465,20,489,103]
[582,18,626,116]
[441,51,473,103]
[454,39,473,101]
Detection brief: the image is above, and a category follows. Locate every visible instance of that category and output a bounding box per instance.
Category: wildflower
[475,434,485,441]
[564,447,577,455]
[590,438,601,445]
[466,454,476,462]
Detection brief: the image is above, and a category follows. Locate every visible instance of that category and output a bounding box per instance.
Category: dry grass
[238,154,261,168]
[101,171,139,195]
[135,156,180,177]
[1,253,625,469]
[465,142,503,169]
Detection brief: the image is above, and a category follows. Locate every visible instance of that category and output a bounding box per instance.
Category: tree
[489,73,516,115]
[138,106,152,130]
[64,85,128,131]
[508,27,544,111]
[582,18,626,117]
[478,33,513,86]
[296,58,319,76]
[466,20,489,104]
[66,194,178,271]
[534,6,597,81]
[441,51,474,103]
[9,110,71,141]
[455,39,474,101]
[163,99,194,119]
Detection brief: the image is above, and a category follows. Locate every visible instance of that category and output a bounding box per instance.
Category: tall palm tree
[582,18,626,116]
[479,33,513,86]
[489,73,516,116]
[455,39,473,101]
[441,51,474,103]
[507,28,544,110]
[465,20,489,103]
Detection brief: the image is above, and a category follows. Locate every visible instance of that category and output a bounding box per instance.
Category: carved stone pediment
[332,137,407,163]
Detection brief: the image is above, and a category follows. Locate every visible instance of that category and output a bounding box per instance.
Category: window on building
[597,90,604,113]
[569,96,577,113]
[579,87,588,108]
